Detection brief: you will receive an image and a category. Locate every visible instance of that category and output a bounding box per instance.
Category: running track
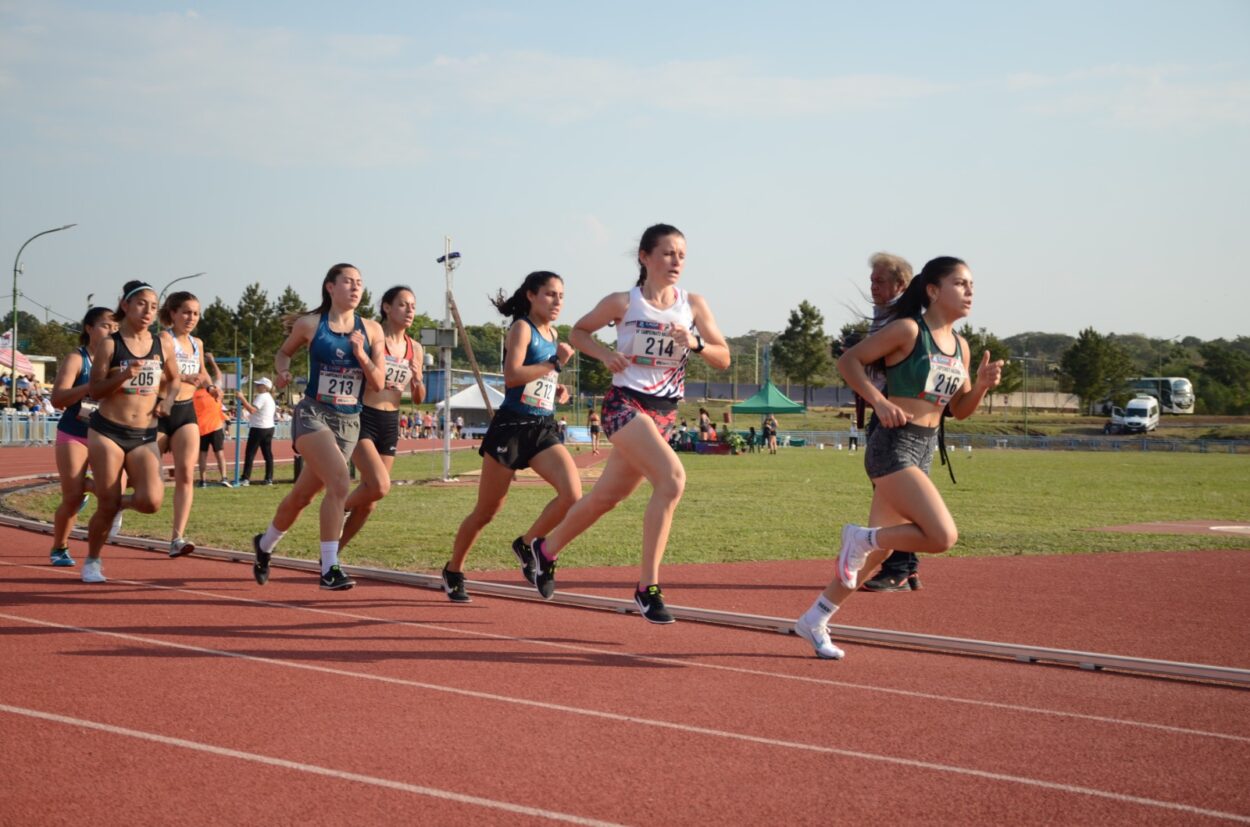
[2,524,1248,824]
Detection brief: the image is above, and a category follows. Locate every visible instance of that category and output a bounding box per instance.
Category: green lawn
[7,448,1248,572]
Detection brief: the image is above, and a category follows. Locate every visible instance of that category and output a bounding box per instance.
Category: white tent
[434,382,505,411]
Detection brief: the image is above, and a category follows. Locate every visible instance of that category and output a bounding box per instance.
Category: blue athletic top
[305,312,371,415]
[57,346,92,438]
[502,318,559,417]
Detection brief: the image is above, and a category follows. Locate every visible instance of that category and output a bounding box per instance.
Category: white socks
[320,540,339,574]
[259,523,285,553]
[804,597,838,627]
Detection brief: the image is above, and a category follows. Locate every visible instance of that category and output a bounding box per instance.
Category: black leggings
[242,427,274,482]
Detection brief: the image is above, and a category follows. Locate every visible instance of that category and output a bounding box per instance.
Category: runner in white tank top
[613,285,695,400]
[524,224,731,624]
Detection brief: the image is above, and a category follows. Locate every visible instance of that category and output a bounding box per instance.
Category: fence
[755,430,1249,455]
[1,410,292,447]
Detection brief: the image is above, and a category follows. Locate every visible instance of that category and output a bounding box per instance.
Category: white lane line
[4,559,1245,749]
[2,611,1247,824]
[0,702,622,826]
[2,560,1248,745]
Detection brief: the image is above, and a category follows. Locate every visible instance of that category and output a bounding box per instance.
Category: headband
[123,283,154,301]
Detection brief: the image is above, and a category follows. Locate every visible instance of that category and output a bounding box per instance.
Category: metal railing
[1,410,292,446]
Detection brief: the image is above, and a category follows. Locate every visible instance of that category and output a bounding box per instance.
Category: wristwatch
[548,356,563,373]
[693,334,706,354]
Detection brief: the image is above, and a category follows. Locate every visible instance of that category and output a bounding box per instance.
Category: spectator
[193,385,233,487]
[239,377,277,485]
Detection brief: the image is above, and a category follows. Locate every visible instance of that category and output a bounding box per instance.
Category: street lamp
[10,223,77,406]
[158,272,206,303]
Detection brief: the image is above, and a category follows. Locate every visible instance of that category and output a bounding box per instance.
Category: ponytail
[491,271,561,322]
[885,256,966,323]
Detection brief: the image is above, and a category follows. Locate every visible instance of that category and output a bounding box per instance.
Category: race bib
[918,354,966,406]
[629,321,684,368]
[316,366,363,407]
[520,372,558,411]
[383,354,412,391]
[176,353,200,376]
[121,359,161,395]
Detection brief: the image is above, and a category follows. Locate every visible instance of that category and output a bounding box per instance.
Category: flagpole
[10,224,77,406]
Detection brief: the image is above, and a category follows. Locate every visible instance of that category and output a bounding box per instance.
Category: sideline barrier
[0,411,293,447]
[2,510,1247,689]
[772,430,1250,455]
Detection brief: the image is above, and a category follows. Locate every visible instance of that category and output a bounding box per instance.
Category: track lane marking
[2,611,1248,823]
[0,702,623,826]
[2,559,1246,745]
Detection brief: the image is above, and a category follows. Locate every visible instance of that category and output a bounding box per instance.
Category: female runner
[441,271,579,603]
[82,282,181,583]
[47,306,116,566]
[338,285,426,552]
[251,264,385,590]
[526,224,730,623]
[156,291,212,557]
[793,256,1003,658]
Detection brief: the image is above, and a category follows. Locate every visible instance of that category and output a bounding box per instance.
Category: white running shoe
[836,524,873,590]
[107,512,124,542]
[169,537,195,558]
[81,558,107,583]
[794,616,844,660]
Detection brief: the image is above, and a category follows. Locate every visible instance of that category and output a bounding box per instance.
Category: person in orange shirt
[193,384,233,487]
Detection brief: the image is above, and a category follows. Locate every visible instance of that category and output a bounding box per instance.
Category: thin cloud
[1009,64,1250,128]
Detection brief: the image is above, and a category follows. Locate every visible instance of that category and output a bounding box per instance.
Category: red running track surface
[2,528,1249,825]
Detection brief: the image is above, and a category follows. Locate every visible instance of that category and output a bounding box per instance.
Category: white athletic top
[248,391,276,429]
[613,286,695,400]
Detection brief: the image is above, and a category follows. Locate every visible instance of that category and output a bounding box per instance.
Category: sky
[2,1,1248,343]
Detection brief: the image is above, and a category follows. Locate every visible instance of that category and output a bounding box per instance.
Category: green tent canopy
[731,381,805,414]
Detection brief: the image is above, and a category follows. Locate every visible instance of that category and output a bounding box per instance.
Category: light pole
[10,223,77,406]
[158,272,206,304]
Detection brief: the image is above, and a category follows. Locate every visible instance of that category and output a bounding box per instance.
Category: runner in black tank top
[81,281,182,584]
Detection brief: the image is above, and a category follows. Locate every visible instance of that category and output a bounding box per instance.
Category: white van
[1105,395,1159,434]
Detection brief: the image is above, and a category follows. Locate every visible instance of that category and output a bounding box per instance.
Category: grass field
[7,447,1248,574]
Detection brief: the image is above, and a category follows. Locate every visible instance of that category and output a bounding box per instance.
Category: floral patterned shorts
[601,386,678,440]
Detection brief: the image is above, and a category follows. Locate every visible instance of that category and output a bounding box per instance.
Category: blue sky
[2,1,1248,343]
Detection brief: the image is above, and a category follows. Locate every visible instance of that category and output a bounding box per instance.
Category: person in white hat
[238,376,277,485]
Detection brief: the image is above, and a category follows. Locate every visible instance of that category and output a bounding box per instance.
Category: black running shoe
[252,534,271,585]
[441,565,472,603]
[531,537,557,599]
[511,536,536,585]
[861,572,910,592]
[319,565,355,591]
[907,572,922,591]
[634,584,675,625]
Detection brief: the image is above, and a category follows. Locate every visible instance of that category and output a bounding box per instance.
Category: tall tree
[357,287,376,320]
[1058,327,1134,410]
[196,298,235,359]
[959,325,1023,410]
[771,300,831,405]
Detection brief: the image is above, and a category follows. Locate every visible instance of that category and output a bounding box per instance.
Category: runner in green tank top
[793,256,1005,660]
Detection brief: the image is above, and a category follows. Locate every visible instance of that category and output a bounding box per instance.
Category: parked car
[1103,395,1159,434]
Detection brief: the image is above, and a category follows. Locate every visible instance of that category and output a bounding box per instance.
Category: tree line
[6,293,1248,414]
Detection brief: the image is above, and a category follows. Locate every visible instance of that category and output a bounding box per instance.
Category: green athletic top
[885,316,967,407]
